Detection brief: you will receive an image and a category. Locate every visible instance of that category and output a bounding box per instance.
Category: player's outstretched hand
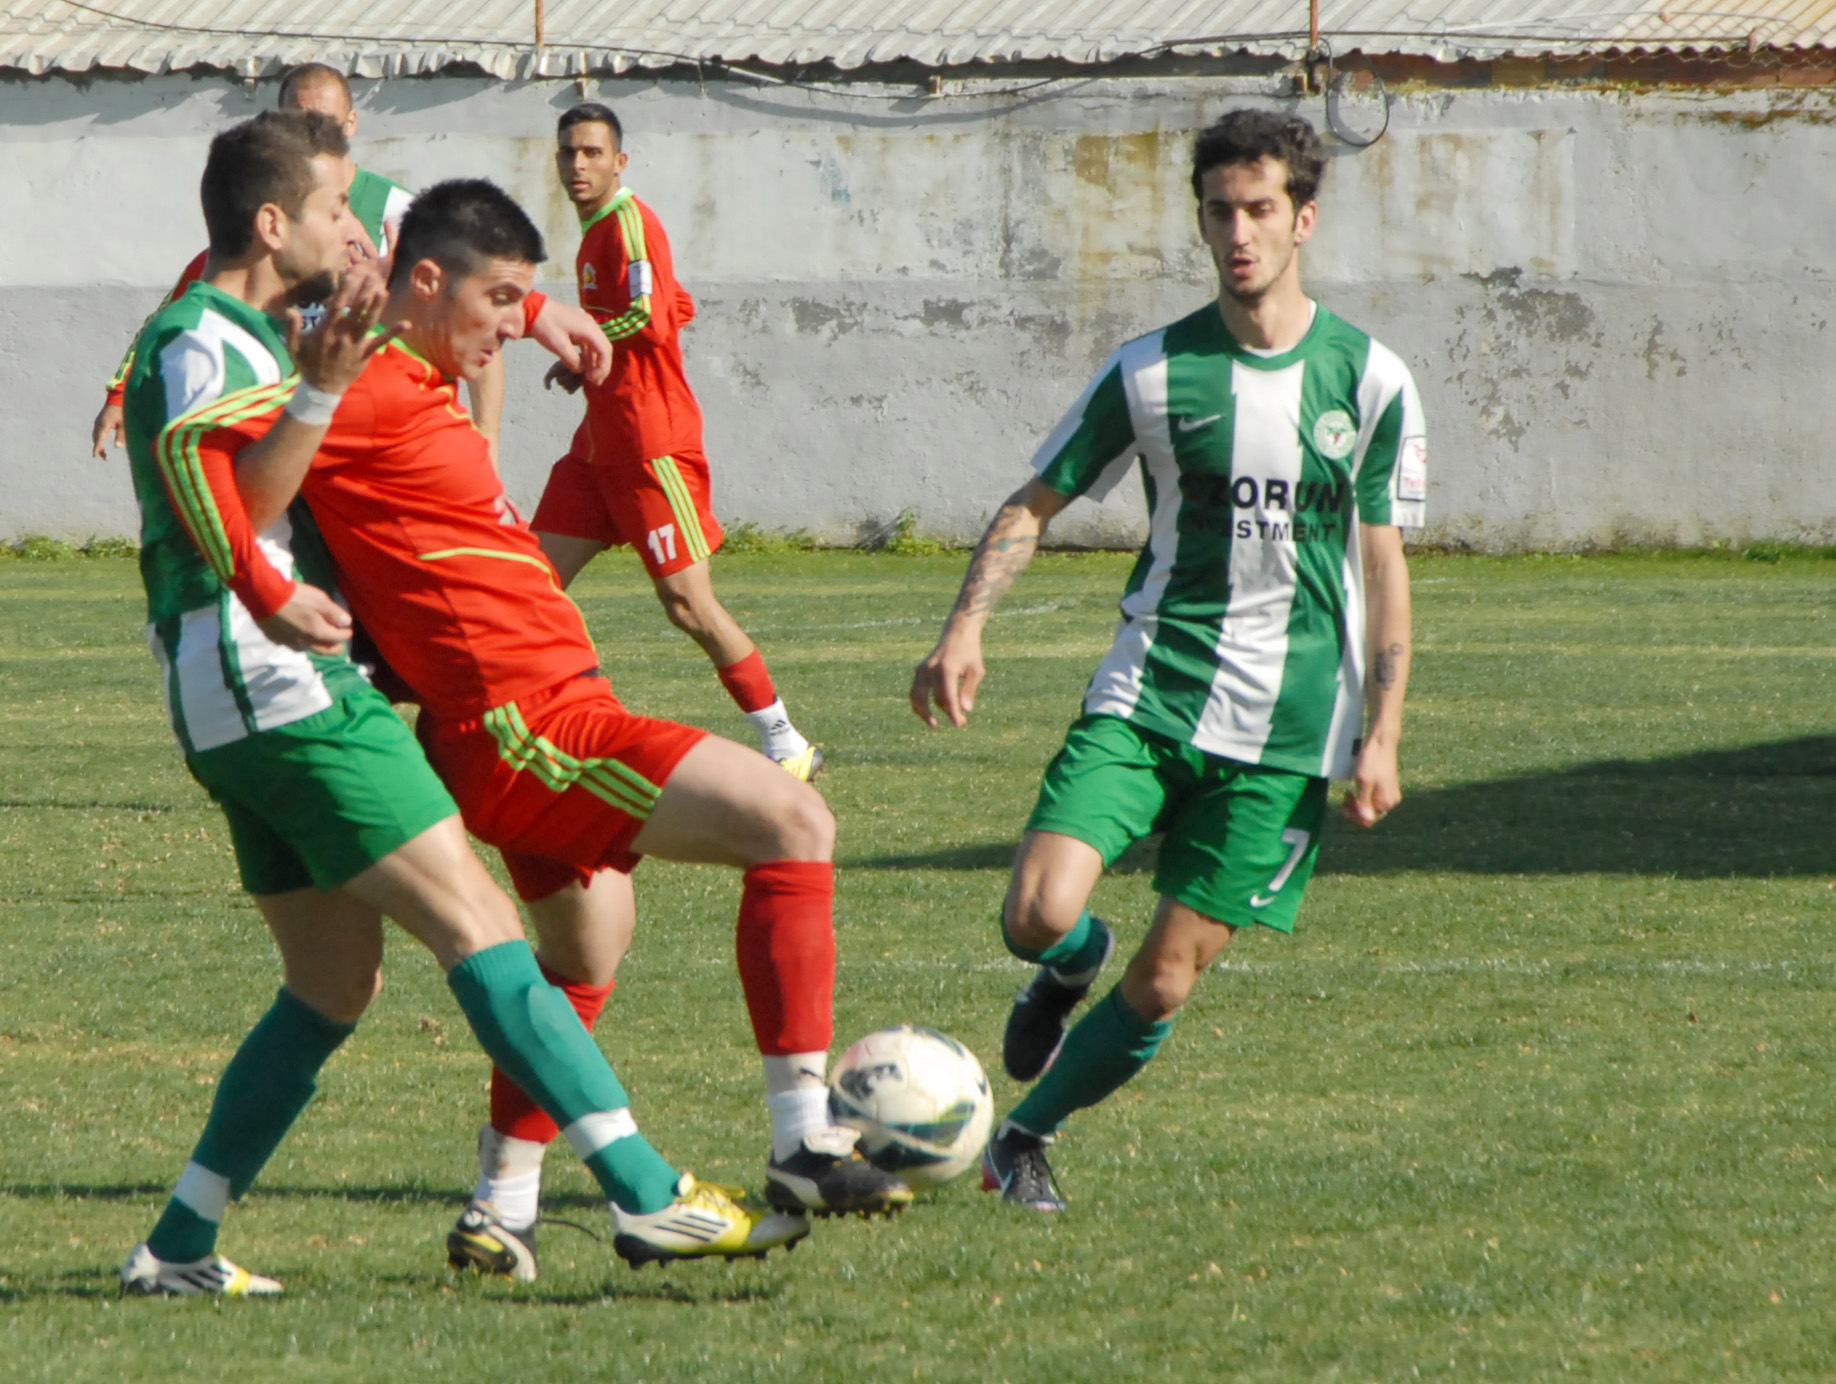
[259,582,352,656]
[287,260,398,395]
[543,360,585,395]
[910,631,985,729]
[1343,735,1402,827]
[529,299,612,386]
[91,400,125,457]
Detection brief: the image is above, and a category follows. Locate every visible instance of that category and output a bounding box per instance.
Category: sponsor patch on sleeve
[1397,437,1428,501]
[628,261,654,298]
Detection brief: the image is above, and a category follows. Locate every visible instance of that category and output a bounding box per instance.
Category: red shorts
[417,675,707,902]
[531,437,725,579]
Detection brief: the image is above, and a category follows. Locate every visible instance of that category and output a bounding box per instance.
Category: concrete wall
[3,70,1834,548]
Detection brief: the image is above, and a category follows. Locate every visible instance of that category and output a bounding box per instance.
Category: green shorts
[1026,714,1329,932]
[186,686,457,896]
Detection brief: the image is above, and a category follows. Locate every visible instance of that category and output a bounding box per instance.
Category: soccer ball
[829,1026,994,1190]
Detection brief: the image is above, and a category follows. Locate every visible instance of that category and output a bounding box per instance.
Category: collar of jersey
[379,332,443,376]
[579,186,634,232]
[1208,298,1325,371]
[189,281,293,363]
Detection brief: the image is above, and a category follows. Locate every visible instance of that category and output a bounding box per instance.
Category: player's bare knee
[657,588,708,637]
[1003,884,1080,951]
[768,781,834,861]
[1120,955,1192,1023]
[289,966,381,1027]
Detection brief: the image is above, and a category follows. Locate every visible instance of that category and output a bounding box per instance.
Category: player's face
[413,257,537,382]
[272,153,361,300]
[1198,158,1317,305]
[280,80,359,138]
[556,123,628,209]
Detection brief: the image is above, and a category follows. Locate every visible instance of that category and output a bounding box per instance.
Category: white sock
[763,1052,831,1160]
[745,699,809,758]
[472,1124,549,1232]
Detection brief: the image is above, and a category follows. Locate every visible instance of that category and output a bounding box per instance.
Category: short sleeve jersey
[122,282,365,755]
[296,339,603,721]
[1033,301,1427,780]
[576,188,704,467]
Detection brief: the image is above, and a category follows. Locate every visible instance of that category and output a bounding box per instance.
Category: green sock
[147,987,353,1263]
[1002,908,1111,981]
[447,941,678,1214]
[1008,985,1174,1138]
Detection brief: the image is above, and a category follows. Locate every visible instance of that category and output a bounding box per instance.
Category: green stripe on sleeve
[153,380,296,586]
[1354,390,1405,526]
[1036,361,1136,499]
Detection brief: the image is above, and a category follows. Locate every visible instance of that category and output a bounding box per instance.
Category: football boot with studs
[981,1121,1068,1213]
[765,1125,914,1218]
[613,1174,810,1268]
[120,1242,282,1297]
[446,1200,540,1283]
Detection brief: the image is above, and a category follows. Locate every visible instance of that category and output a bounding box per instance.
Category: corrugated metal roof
[4,0,1833,77]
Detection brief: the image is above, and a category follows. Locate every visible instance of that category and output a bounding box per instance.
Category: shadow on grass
[0,1182,605,1212]
[1329,734,1836,878]
[848,737,1836,880]
[0,799,177,814]
[847,841,1016,872]
[440,1276,787,1307]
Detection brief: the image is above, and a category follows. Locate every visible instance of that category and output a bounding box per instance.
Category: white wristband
[285,381,343,426]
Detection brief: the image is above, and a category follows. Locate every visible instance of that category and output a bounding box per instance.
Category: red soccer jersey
[294,340,601,720]
[576,188,703,466]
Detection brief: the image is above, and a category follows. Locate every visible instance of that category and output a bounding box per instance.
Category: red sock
[736,861,835,1055]
[488,964,615,1143]
[716,649,777,714]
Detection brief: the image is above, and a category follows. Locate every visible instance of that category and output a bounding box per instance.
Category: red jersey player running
[534,104,822,781]
[211,180,911,1279]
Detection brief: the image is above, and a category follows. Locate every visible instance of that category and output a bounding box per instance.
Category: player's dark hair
[558,103,623,147]
[200,110,350,259]
[277,62,352,112]
[1190,110,1326,210]
[388,179,546,290]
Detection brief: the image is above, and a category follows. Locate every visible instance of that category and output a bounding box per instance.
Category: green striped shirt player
[123,282,368,752]
[913,109,1419,1213]
[1032,298,1423,780]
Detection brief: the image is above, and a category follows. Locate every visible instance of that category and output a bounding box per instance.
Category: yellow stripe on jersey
[418,547,562,588]
[484,700,662,819]
[154,379,298,589]
[649,456,712,564]
[594,189,652,342]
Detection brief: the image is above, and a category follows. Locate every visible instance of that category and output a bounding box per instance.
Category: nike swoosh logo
[1249,892,1280,908]
[1176,414,1223,433]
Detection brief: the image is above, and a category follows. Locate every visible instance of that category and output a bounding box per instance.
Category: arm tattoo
[951,505,1038,619]
[1373,642,1406,691]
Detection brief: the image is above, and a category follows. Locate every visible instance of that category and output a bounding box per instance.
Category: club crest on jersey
[1312,410,1356,460]
[581,264,598,293]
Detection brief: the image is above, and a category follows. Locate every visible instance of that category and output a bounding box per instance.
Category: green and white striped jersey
[1033,300,1426,780]
[123,282,366,755]
[348,167,415,258]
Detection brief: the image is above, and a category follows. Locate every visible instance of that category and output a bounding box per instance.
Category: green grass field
[0,550,1831,1382]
